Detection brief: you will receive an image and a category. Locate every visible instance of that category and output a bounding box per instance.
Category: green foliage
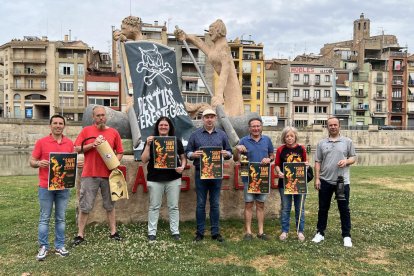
[0,165,413,275]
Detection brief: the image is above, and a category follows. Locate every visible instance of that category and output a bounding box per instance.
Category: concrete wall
[2,120,414,150]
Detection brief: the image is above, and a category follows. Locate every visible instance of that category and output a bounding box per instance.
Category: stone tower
[353,13,370,45]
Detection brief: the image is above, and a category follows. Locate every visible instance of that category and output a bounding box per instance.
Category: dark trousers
[316,179,351,238]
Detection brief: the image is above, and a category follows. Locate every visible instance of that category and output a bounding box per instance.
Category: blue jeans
[279,188,306,233]
[195,170,222,236]
[147,179,181,236]
[38,187,70,249]
[316,179,351,237]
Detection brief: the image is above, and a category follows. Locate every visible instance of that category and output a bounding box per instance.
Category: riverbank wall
[2,120,414,151]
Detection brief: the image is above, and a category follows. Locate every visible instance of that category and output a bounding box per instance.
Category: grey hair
[280,126,299,144]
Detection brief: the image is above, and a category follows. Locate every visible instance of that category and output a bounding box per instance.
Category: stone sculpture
[174,19,244,117]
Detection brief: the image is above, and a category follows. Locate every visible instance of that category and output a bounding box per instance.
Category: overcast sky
[1,0,413,59]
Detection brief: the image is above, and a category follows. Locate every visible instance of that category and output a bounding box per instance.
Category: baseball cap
[202,109,217,117]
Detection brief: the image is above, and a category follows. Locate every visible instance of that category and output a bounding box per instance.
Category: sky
[1,0,414,60]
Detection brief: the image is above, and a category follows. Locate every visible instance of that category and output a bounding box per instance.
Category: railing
[335,109,351,115]
[12,70,47,76]
[374,95,386,100]
[11,84,47,90]
[11,56,47,63]
[408,95,414,101]
[181,71,199,77]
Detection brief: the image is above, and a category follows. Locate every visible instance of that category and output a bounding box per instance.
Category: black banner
[124,41,194,147]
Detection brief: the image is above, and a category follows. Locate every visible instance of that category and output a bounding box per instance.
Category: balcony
[392,97,403,101]
[354,104,369,111]
[407,109,414,114]
[374,95,386,101]
[408,95,414,102]
[374,78,384,84]
[182,87,207,94]
[392,80,403,86]
[335,109,351,115]
[181,56,205,63]
[11,56,47,63]
[391,108,404,114]
[355,92,367,98]
[242,81,252,86]
[11,84,47,91]
[12,70,47,77]
[181,71,199,77]
[242,94,252,100]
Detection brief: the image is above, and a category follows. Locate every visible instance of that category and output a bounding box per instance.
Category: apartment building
[230,39,265,115]
[264,59,289,127]
[289,63,334,128]
[408,55,414,128]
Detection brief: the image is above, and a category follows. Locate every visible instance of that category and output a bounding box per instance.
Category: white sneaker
[312,232,325,243]
[36,246,48,261]
[344,237,352,247]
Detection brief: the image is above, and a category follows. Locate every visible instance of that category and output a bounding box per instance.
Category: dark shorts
[79,177,114,213]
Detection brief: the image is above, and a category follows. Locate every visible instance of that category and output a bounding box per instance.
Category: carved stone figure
[113,16,143,42]
[175,19,244,117]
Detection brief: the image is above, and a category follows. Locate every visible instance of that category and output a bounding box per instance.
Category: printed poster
[283,162,307,194]
[200,146,223,179]
[48,153,78,190]
[153,136,177,169]
[248,162,270,194]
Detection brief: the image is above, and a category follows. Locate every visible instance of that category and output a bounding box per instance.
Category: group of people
[31,106,356,261]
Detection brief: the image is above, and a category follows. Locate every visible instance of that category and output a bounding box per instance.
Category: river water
[0,151,413,177]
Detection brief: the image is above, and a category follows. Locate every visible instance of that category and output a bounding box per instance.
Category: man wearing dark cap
[185,109,232,242]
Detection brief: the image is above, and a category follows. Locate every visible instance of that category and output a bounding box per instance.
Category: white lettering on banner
[136,86,189,129]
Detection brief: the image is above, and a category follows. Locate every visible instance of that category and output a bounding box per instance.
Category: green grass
[1,165,414,275]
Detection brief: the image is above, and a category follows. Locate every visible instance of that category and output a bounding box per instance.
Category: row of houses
[0,13,413,128]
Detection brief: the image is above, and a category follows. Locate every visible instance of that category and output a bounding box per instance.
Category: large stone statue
[113,16,143,42]
[175,19,244,117]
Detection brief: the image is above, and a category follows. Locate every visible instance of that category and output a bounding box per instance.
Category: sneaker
[110,232,122,241]
[148,235,156,241]
[344,237,353,247]
[72,236,85,246]
[211,234,225,243]
[243,233,253,241]
[312,232,325,243]
[55,247,69,257]
[193,233,204,242]
[279,232,288,241]
[172,234,181,241]
[257,233,269,241]
[298,232,305,242]
[36,246,48,261]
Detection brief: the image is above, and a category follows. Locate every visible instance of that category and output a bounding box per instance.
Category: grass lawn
[0,165,413,275]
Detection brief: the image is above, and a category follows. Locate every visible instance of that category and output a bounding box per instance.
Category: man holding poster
[186,109,232,242]
[234,118,274,241]
[30,115,75,261]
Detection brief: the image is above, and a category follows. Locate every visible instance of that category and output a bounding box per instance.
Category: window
[256,90,260,100]
[78,82,84,92]
[293,74,299,81]
[324,75,330,82]
[87,81,119,92]
[376,102,382,112]
[314,106,327,113]
[393,60,402,71]
[392,89,402,99]
[14,94,21,100]
[303,89,309,99]
[293,89,300,97]
[60,81,74,92]
[267,81,273,87]
[294,106,308,113]
[256,76,261,86]
[257,64,261,73]
[88,96,119,107]
[256,105,260,114]
[269,106,274,116]
[59,63,74,75]
[244,104,251,113]
[324,90,330,98]
[40,80,46,89]
[27,79,34,89]
[315,75,320,84]
[314,90,320,100]
[279,92,287,102]
[294,120,308,128]
[268,93,275,102]
[78,64,84,76]
[303,74,309,84]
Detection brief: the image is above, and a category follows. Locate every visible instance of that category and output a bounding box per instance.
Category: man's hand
[235,145,247,153]
[337,159,347,168]
[314,178,321,190]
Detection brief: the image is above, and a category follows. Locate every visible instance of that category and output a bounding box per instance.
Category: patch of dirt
[368,178,414,192]
[357,247,390,265]
[249,255,288,272]
[208,254,241,265]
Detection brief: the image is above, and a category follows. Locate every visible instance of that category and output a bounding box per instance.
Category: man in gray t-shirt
[311,117,357,247]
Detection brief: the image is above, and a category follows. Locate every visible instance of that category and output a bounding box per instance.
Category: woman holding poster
[275,126,309,242]
[141,117,187,241]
